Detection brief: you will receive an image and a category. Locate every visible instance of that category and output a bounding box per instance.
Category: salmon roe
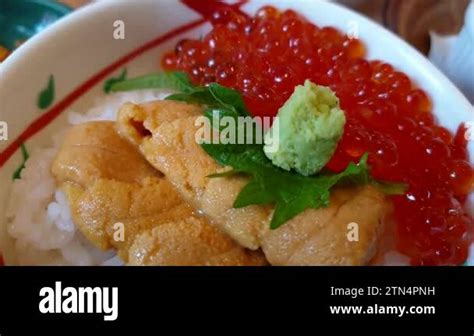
[162,5,473,265]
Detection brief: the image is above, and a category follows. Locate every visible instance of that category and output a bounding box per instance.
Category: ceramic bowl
[0,0,472,264]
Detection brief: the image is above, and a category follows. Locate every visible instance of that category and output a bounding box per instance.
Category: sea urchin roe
[162,5,473,265]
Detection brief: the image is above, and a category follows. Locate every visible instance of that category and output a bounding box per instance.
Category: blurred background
[341,0,470,54]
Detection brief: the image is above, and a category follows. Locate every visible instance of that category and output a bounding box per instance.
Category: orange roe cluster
[162,5,473,265]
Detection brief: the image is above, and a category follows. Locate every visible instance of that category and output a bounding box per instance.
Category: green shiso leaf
[110,71,194,93]
[104,68,127,94]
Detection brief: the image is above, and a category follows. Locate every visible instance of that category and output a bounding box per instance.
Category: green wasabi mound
[264,80,346,176]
